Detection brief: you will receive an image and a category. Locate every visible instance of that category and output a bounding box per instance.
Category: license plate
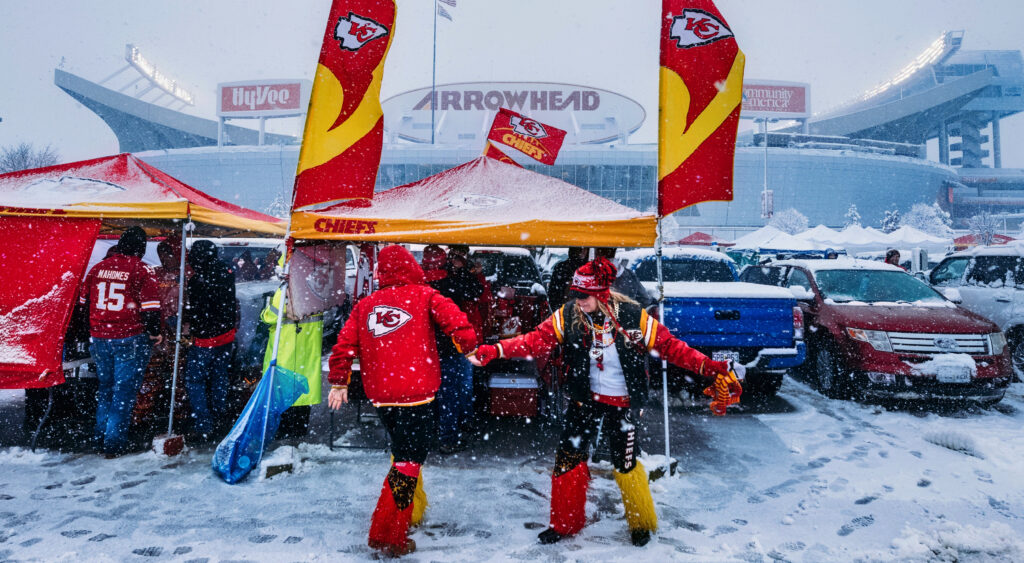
[935,367,971,384]
[712,350,740,364]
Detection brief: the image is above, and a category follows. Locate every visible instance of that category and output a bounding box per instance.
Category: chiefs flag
[292,0,396,211]
[658,0,745,216]
[482,141,523,168]
[486,108,566,165]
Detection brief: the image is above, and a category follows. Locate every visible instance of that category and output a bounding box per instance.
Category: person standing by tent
[469,257,742,547]
[594,247,654,309]
[421,245,483,453]
[183,240,237,443]
[260,260,323,439]
[547,247,590,310]
[79,227,162,457]
[327,245,477,557]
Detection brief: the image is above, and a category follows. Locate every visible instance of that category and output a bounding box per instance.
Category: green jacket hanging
[261,288,323,407]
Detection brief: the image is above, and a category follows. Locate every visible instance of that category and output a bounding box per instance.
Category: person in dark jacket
[183,240,238,442]
[327,245,477,557]
[470,257,742,547]
[421,245,483,453]
[547,247,590,309]
[595,247,654,309]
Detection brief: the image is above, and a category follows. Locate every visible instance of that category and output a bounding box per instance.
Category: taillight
[793,306,804,340]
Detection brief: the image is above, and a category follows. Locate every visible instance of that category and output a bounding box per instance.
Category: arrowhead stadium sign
[382,82,646,145]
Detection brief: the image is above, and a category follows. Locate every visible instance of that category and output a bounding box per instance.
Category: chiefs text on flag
[658,0,745,217]
[292,0,396,211]
[486,108,567,166]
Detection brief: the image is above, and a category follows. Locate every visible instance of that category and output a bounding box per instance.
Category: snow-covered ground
[2,379,1024,561]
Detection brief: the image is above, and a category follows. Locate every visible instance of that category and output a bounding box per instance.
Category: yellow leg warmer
[613,462,657,532]
[411,470,427,526]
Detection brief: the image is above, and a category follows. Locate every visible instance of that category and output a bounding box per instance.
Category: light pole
[759,117,779,220]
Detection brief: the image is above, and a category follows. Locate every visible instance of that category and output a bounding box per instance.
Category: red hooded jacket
[328,245,478,406]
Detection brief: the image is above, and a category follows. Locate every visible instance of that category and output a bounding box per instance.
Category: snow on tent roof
[290,156,657,247]
[796,224,951,254]
[731,226,830,251]
[796,224,843,243]
[0,153,285,236]
[673,231,735,246]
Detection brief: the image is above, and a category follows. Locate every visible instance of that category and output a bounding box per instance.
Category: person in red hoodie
[327,245,477,557]
[470,257,742,547]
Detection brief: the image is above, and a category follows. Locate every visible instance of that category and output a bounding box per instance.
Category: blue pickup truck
[622,248,806,399]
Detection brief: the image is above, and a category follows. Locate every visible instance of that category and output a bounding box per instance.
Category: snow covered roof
[731,226,831,251]
[770,256,905,273]
[290,156,657,247]
[641,280,794,300]
[618,246,733,265]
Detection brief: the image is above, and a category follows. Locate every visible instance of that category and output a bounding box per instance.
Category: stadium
[54,32,1024,233]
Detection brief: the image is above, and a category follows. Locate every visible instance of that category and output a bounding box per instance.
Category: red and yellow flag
[292,0,396,211]
[658,0,745,217]
[486,108,567,166]
[482,141,523,168]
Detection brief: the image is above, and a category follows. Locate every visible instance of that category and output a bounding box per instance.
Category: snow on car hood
[641,281,794,300]
[824,301,998,334]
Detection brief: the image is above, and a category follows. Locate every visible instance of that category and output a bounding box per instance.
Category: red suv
[741,258,1011,405]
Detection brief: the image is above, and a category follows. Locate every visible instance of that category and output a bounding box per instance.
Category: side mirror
[531,283,547,296]
[941,288,963,303]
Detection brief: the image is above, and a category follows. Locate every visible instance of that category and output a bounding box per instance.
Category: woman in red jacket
[470,257,741,547]
[327,245,477,557]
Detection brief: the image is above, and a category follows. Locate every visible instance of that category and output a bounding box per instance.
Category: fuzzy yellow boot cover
[613,462,657,532]
[411,469,427,526]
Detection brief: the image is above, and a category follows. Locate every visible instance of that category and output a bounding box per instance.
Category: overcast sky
[2,0,1023,165]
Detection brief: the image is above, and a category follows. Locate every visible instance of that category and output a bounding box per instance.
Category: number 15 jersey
[79,253,161,339]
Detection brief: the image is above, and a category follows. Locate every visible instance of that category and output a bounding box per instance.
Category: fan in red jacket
[470,257,742,547]
[327,245,477,557]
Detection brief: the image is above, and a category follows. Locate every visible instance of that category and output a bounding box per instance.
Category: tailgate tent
[0,153,285,389]
[291,156,657,247]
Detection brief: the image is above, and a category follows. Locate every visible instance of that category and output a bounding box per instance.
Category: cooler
[488,374,539,417]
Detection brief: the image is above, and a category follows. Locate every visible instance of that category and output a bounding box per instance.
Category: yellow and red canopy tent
[291,156,656,248]
[0,153,285,389]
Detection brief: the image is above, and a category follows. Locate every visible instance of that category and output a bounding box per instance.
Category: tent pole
[262,262,290,455]
[167,217,189,436]
[656,216,670,473]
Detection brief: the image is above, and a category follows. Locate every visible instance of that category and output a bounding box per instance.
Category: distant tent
[673,231,734,247]
[731,226,829,252]
[954,233,1015,250]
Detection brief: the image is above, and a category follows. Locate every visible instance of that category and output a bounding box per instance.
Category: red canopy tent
[0,153,284,389]
[671,231,735,247]
[953,233,1015,251]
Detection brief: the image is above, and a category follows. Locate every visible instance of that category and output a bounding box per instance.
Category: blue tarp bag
[212,363,308,484]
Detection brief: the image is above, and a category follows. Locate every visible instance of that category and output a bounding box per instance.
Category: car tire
[815,345,851,400]
[1009,335,1024,382]
[742,372,783,403]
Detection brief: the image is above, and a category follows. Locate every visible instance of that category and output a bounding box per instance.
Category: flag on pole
[486,108,567,165]
[658,0,745,217]
[483,141,523,168]
[291,0,397,211]
[438,0,457,6]
[437,5,453,21]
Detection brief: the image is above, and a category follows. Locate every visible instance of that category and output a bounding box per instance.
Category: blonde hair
[569,290,637,335]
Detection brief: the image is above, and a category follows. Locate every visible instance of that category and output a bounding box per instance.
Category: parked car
[623,247,806,399]
[744,257,1011,405]
[929,244,1024,377]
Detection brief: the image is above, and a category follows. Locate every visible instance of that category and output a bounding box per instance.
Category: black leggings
[377,402,437,464]
[556,401,639,474]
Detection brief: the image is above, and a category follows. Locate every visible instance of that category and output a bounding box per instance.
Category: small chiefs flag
[658,0,745,217]
[292,0,396,211]
[482,141,523,168]
[486,108,566,166]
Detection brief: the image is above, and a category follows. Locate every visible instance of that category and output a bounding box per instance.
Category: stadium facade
[55,31,1024,231]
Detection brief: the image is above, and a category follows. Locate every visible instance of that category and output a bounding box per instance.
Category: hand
[704,359,735,378]
[328,387,349,410]
[471,345,500,367]
[150,334,164,346]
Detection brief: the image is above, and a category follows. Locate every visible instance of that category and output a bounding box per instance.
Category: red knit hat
[570,257,618,302]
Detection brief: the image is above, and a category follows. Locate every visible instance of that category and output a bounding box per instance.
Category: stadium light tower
[123,44,195,107]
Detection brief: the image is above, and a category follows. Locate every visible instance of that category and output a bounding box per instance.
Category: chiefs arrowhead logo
[509,115,548,139]
[334,12,389,51]
[669,9,734,49]
[367,305,412,337]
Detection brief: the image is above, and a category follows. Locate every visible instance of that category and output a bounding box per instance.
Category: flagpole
[656,215,670,474]
[431,2,438,145]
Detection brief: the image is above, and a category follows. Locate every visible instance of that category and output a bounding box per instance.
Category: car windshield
[475,253,541,287]
[634,258,734,282]
[814,269,945,304]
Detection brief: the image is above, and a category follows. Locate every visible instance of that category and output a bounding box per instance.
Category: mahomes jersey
[79,254,161,339]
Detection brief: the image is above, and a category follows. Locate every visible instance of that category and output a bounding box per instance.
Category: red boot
[368,462,420,556]
[548,462,590,537]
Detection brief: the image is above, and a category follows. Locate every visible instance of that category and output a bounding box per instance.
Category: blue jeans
[92,334,152,455]
[185,343,232,439]
[437,352,474,445]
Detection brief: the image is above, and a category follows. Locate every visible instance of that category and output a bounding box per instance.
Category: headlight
[989,332,1007,355]
[845,327,893,352]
